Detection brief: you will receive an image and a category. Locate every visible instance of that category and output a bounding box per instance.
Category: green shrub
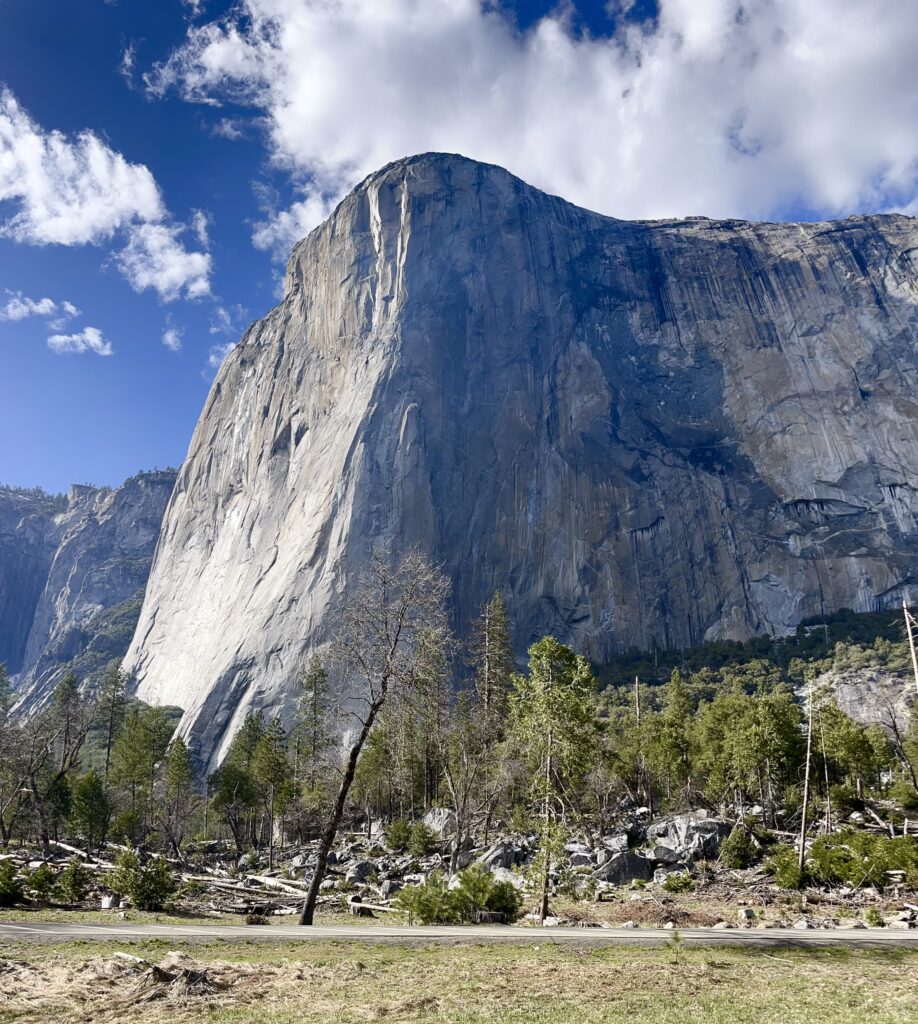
[0,859,24,907]
[25,863,58,903]
[56,859,92,904]
[864,906,885,927]
[808,830,918,889]
[720,821,775,869]
[386,818,411,853]
[109,851,177,911]
[395,866,523,925]
[394,871,459,924]
[110,809,143,845]
[662,871,694,893]
[765,843,806,889]
[408,822,437,857]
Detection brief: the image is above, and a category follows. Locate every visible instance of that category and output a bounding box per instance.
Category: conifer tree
[509,637,595,923]
[70,770,110,855]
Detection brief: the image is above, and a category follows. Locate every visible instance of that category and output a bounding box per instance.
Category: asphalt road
[1,921,917,949]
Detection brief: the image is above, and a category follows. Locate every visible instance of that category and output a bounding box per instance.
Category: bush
[808,831,918,889]
[720,821,775,869]
[25,863,58,903]
[765,843,806,889]
[662,871,694,893]
[864,906,885,927]
[386,818,411,853]
[110,809,143,845]
[0,859,24,907]
[408,822,437,857]
[109,851,177,911]
[395,866,523,925]
[394,871,459,924]
[56,859,92,904]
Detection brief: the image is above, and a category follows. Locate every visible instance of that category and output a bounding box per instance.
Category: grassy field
[0,936,915,1024]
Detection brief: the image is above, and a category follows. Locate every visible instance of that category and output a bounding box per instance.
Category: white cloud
[0,88,212,301]
[209,302,248,335]
[47,326,113,356]
[150,0,918,242]
[207,340,235,368]
[0,292,57,320]
[162,322,184,351]
[0,290,81,327]
[117,223,212,301]
[0,88,163,245]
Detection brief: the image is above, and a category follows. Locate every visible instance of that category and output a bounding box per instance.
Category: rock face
[2,472,175,711]
[123,152,918,769]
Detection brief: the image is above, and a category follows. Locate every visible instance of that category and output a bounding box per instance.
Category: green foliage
[70,770,111,853]
[661,871,694,893]
[394,871,459,924]
[110,809,143,845]
[386,818,411,853]
[109,850,177,911]
[864,905,884,927]
[719,821,775,869]
[56,859,92,904]
[765,843,806,889]
[408,822,437,857]
[807,830,918,889]
[25,863,57,902]
[0,859,24,906]
[395,865,523,925]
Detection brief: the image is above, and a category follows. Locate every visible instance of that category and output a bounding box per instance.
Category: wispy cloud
[47,326,113,356]
[162,321,184,352]
[0,88,212,301]
[207,340,235,368]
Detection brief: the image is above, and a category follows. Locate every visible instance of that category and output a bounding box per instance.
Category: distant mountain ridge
[1,471,175,711]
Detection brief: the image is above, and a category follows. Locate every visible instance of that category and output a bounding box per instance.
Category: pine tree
[96,661,128,780]
[252,718,289,868]
[470,591,514,731]
[509,636,596,923]
[160,736,196,859]
[70,770,110,855]
[294,656,333,791]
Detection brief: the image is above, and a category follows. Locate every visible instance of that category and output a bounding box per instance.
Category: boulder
[593,850,655,885]
[490,866,526,890]
[344,860,376,884]
[477,840,518,871]
[423,807,457,837]
[646,813,730,861]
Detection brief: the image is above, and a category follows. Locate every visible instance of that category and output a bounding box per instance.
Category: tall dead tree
[299,552,451,926]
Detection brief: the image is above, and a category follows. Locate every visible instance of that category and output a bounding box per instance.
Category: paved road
[1,921,917,949]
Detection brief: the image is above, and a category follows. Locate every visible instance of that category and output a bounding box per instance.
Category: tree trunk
[538,728,553,925]
[798,690,814,875]
[299,695,385,926]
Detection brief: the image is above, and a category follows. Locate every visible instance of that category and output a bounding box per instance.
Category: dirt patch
[0,950,324,1023]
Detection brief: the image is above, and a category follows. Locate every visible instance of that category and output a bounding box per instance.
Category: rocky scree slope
[1,472,176,711]
[122,153,918,769]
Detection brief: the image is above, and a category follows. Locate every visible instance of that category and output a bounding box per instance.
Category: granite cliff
[121,153,918,769]
[2,471,176,711]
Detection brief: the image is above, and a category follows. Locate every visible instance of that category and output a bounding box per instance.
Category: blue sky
[1,0,915,493]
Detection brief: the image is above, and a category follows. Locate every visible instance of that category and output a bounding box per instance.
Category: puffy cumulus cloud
[0,88,163,245]
[0,88,212,301]
[47,326,113,356]
[116,223,212,302]
[150,0,918,242]
[0,291,81,325]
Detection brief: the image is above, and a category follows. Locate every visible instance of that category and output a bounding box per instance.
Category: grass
[0,937,915,1023]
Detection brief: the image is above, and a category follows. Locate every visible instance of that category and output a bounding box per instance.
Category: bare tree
[298,551,451,925]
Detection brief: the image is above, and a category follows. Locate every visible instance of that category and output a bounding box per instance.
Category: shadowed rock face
[3,472,176,711]
[122,153,918,769]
